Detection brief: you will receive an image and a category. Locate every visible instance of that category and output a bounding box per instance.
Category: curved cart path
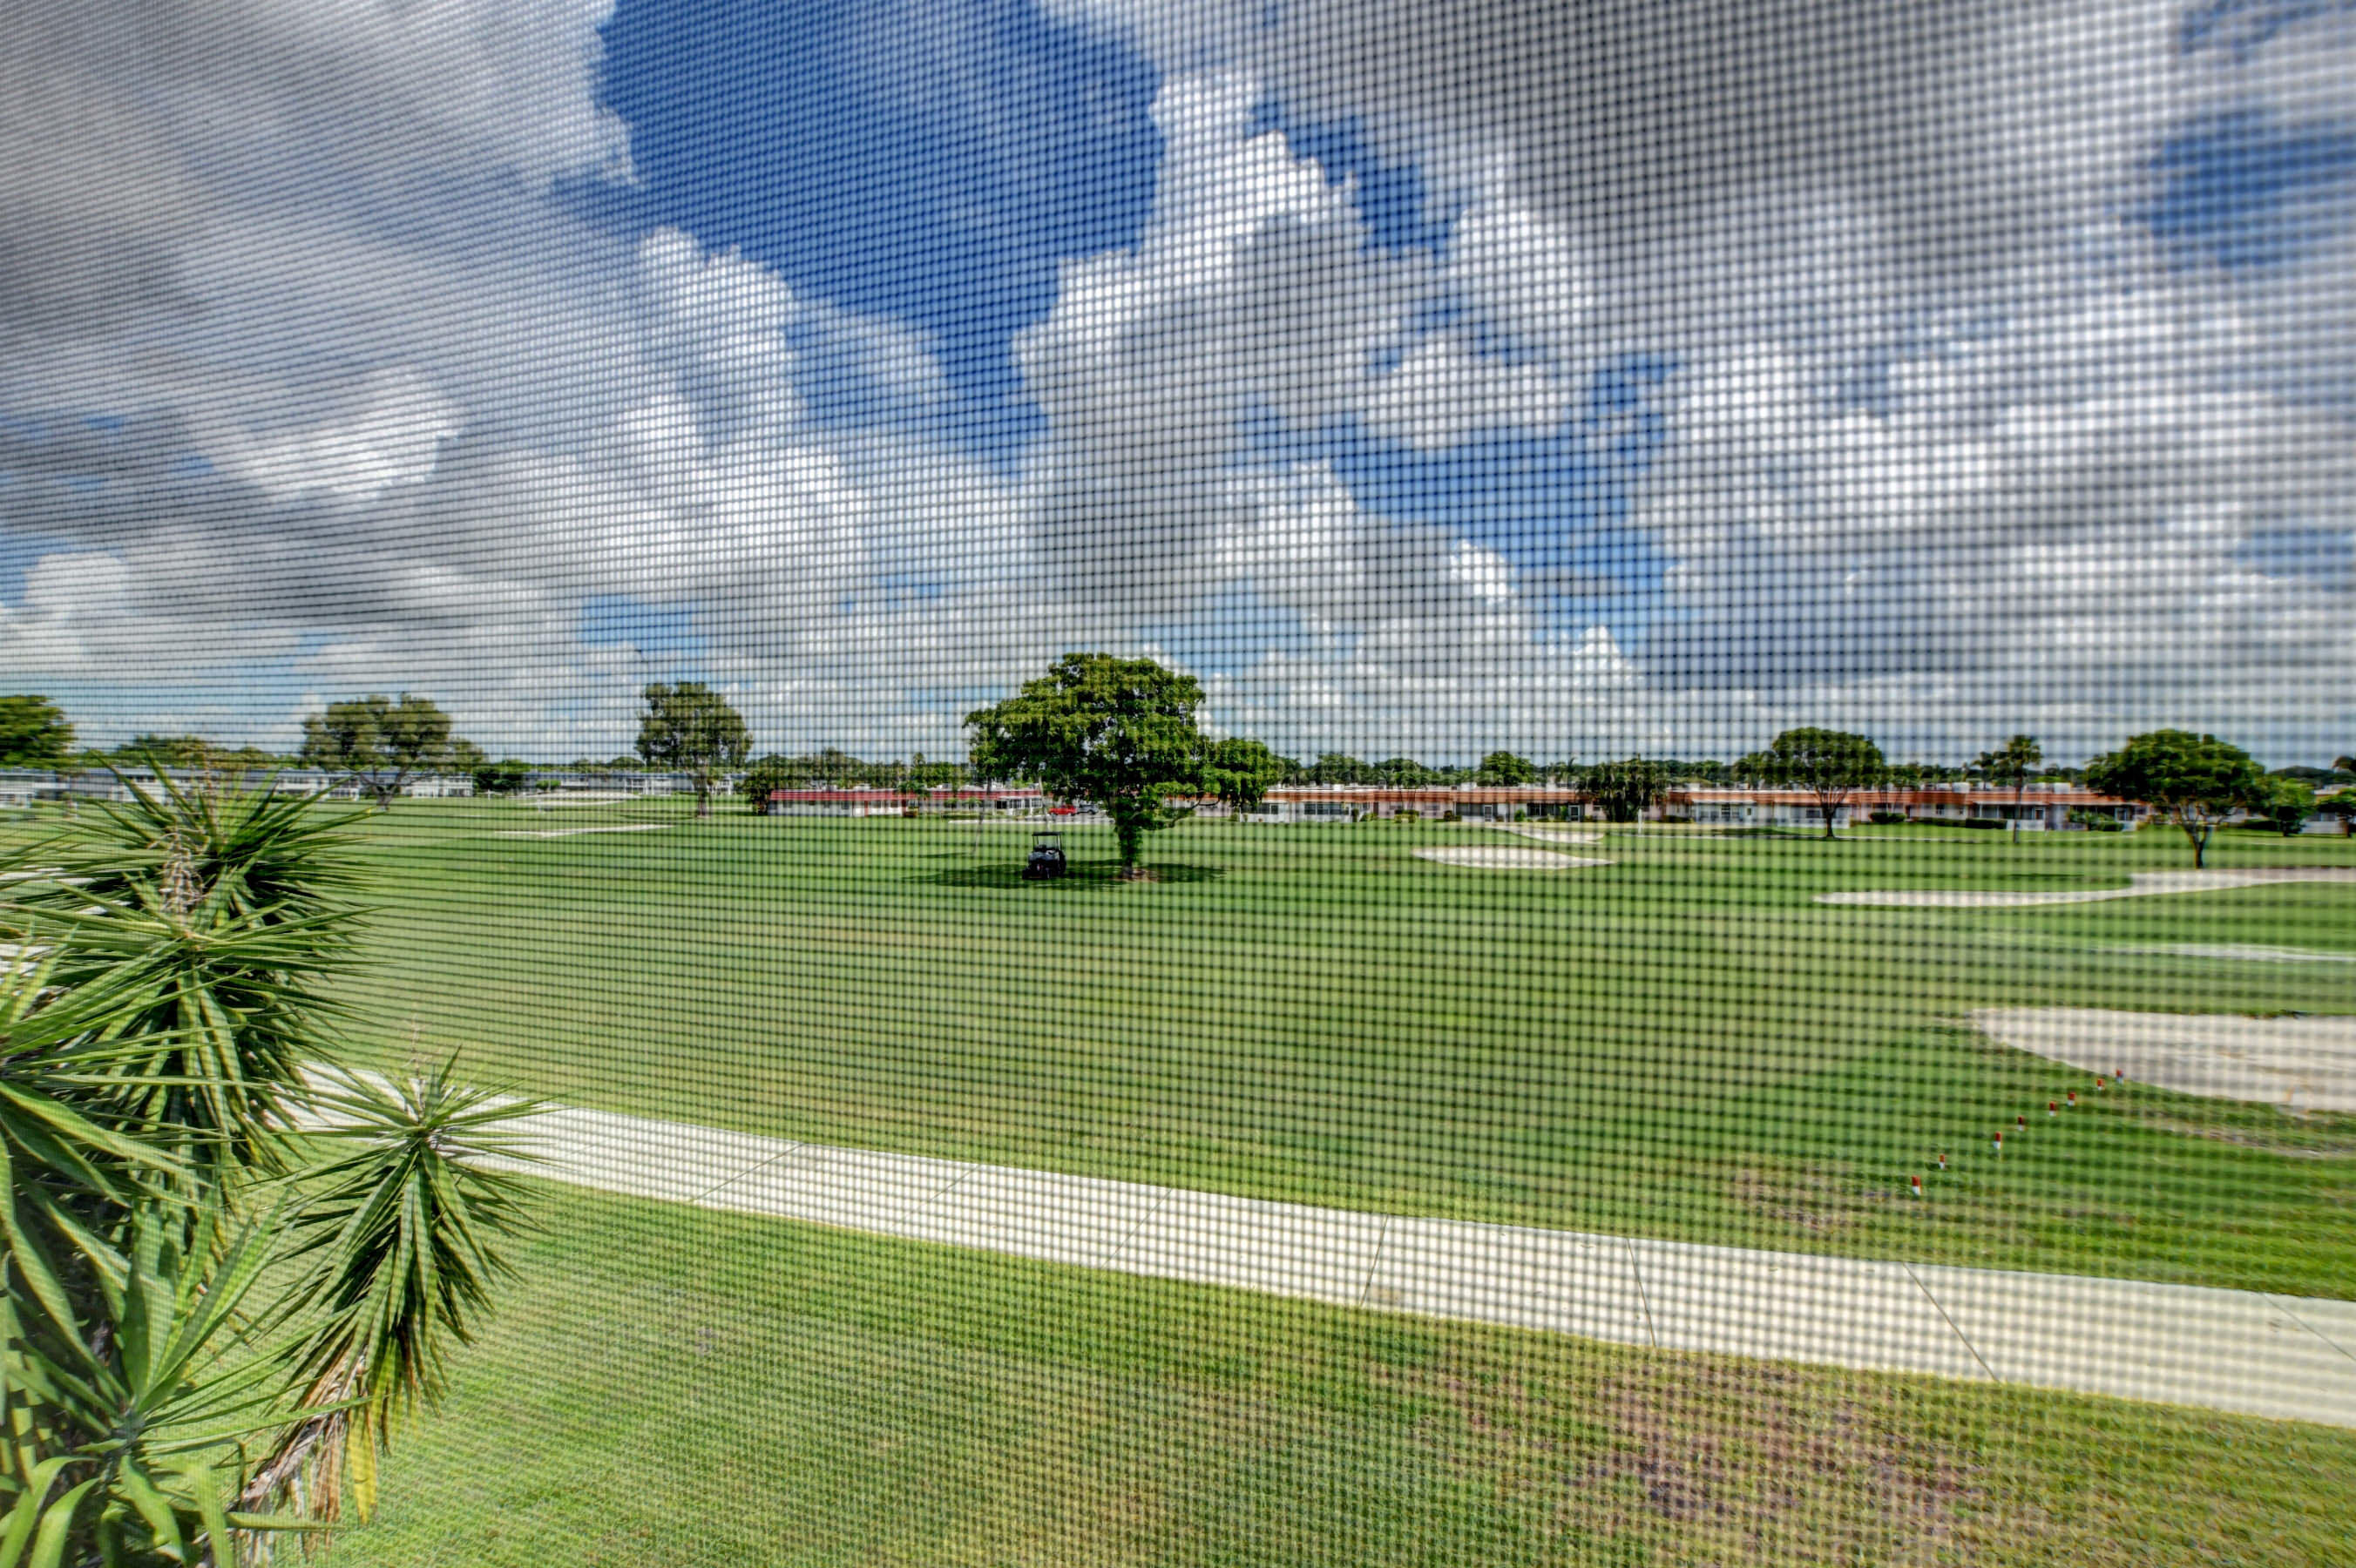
[1819,866,2356,909]
[328,1084,2356,1429]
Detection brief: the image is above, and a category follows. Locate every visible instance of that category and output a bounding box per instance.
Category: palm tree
[1973,735,2043,842]
[2,772,540,1564]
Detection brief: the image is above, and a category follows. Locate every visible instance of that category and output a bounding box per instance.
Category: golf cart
[1024,829,1067,880]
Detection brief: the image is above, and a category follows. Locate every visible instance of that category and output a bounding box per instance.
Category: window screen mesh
[3,2,2353,1564]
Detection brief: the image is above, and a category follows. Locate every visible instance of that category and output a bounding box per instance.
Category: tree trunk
[696,787,712,819]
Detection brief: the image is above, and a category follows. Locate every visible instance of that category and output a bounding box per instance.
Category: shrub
[2068,808,2124,832]
[1869,810,1906,825]
[1440,808,1460,821]
[1394,809,1418,821]
[1962,816,2003,829]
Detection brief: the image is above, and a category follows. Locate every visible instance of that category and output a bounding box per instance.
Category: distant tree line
[8,687,2352,855]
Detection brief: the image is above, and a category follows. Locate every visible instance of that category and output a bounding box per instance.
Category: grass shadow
[914,857,1226,889]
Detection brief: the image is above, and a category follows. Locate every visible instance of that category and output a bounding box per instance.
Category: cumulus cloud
[5,0,2353,764]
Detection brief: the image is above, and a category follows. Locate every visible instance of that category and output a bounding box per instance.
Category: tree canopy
[2083,730,2266,868]
[301,693,460,810]
[1752,728,1886,837]
[636,682,751,817]
[1581,757,1668,823]
[1476,750,1536,787]
[0,693,74,767]
[2260,775,2316,837]
[966,653,1205,873]
[1203,737,1290,821]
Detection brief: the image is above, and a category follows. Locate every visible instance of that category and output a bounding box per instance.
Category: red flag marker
[2067,1092,2077,1108]
[2048,1100,2058,1118]
[1936,1152,1948,1172]
[2095,1077,2106,1091]
[1911,1175,1923,1198]
[2016,1114,2028,1131]
[1994,1132,2004,1153]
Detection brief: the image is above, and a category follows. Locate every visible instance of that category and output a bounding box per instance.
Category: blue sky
[0,0,2350,763]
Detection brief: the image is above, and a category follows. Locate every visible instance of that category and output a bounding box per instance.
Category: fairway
[228,800,2356,1301]
[314,1179,2356,1568]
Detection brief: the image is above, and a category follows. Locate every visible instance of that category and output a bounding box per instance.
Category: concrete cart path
[384,1090,2356,1429]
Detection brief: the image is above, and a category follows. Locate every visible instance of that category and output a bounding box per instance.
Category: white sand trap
[1416,847,1611,870]
[1820,867,2356,909]
[1975,1007,2356,1114]
[495,823,672,840]
[2116,944,2356,964]
[1501,826,1604,844]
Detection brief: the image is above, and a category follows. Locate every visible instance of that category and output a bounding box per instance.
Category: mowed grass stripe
[317,1179,2356,1568]
[137,800,2345,1297]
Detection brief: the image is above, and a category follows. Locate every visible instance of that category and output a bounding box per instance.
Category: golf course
[8,796,2353,1565]
[318,801,2356,1298]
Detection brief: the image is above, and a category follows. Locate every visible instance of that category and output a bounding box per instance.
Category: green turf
[316,1179,2356,1568]
[173,798,2343,1300]
[11,800,2352,1294]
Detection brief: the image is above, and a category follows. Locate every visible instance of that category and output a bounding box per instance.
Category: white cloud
[5,0,2353,767]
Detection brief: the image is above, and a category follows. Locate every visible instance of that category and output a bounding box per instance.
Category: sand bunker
[1820,867,2356,909]
[1976,1007,2356,1114]
[1416,847,1611,870]
[1502,826,1604,844]
[495,823,671,840]
[2114,944,2356,964]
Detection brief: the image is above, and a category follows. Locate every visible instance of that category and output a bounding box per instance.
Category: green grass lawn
[10,801,2351,1294]
[152,797,2339,1301]
[317,1179,2356,1568]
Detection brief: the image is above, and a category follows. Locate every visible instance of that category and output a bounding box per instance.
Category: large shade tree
[1203,737,1290,822]
[2083,730,2267,868]
[635,682,751,818]
[1753,728,1886,838]
[301,694,460,811]
[0,694,74,767]
[966,653,1205,875]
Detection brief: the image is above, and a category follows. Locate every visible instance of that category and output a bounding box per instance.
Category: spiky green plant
[2,774,539,1565]
[5,765,362,1180]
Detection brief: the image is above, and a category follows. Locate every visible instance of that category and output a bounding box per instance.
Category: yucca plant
[5,763,362,1181]
[2,773,540,1565]
[242,1065,540,1529]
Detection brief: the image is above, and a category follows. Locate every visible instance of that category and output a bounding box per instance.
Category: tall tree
[2259,776,2316,837]
[1972,734,2043,841]
[0,693,73,767]
[966,653,1205,875]
[1754,728,1886,838]
[301,693,458,811]
[1476,750,1536,787]
[739,754,795,814]
[1581,757,1668,823]
[635,682,751,818]
[2083,730,2266,868]
[1204,737,1290,821]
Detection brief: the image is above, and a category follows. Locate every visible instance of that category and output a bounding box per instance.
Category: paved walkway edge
[371,1089,2355,1429]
